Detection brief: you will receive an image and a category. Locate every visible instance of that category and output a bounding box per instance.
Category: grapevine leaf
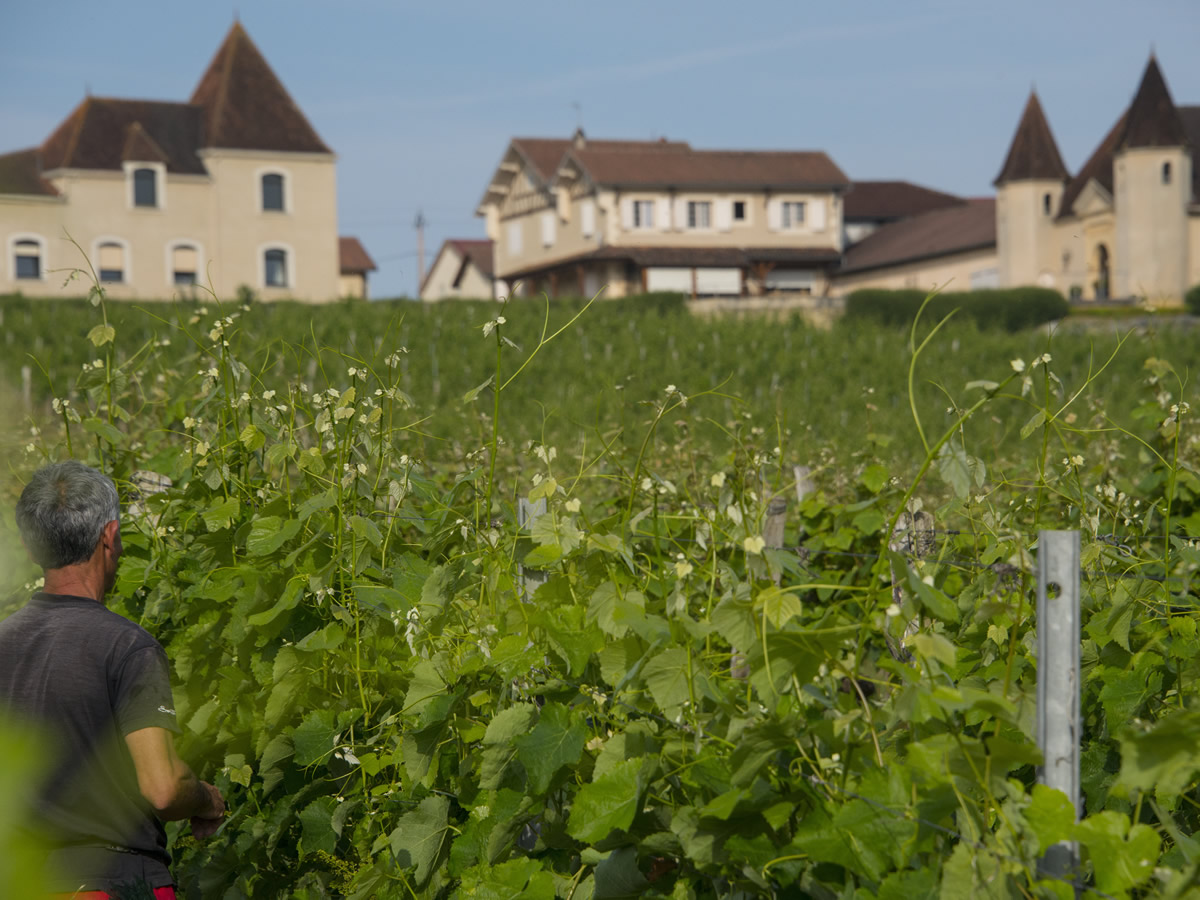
[1116,711,1200,798]
[567,757,643,843]
[292,709,338,767]
[1023,785,1077,856]
[247,575,305,627]
[757,585,802,629]
[202,497,240,532]
[642,647,691,712]
[239,423,265,451]
[1075,811,1160,895]
[479,704,539,791]
[513,702,587,795]
[246,516,301,556]
[388,795,451,888]
[82,417,124,446]
[298,796,338,857]
[87,323,116,346]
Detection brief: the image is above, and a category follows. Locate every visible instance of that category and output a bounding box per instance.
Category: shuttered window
[98,242,125,283]
[580,200,596,238]
[14,240,41,279]
[173,245,198,285]
[506,221,523,256]
[541,211,556,247]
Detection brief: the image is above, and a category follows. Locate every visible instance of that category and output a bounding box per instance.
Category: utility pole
[414,209,426,298]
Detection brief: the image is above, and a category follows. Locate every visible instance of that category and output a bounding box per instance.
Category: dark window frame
[133,168,158,208]
[262,173,285,211]
[264,248,288,287]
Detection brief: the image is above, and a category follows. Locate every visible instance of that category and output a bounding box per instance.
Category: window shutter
[657,197,672,231]
[99,243,124,269]
[715,199,732,231]
[541,211,556,247]
[621,198,634,230]
[173,245,197,271]
[507,221,523,256]
[809,198,826,232]
[672,197,687,232]
[581,200,595,238]
[767,200,782,232]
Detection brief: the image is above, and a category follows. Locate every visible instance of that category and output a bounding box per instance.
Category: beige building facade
[994,56,1199,305]
[421,239,496,300]
[477,132,848,299]
[0,24,360,303]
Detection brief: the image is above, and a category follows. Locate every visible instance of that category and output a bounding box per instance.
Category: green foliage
[1186,283,1200,315]
[0,283,1198,897]
[845,286,1069,330]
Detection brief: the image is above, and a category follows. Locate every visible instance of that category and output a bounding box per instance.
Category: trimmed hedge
[844,287,1068,331]
[1186,284,1200,316]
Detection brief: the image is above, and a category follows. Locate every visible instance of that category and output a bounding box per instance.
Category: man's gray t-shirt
[0,592,180,891]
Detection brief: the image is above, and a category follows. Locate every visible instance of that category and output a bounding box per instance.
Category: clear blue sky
[3,1,1198,298]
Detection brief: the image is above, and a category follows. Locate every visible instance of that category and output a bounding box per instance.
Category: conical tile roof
[994,91,1069,185]
[1119,55,1188,148]
[190,22,330,154]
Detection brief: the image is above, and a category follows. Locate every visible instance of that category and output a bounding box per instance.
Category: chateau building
[474,56,1198,304]
[0,24,368,303]
[993,55,1199,304]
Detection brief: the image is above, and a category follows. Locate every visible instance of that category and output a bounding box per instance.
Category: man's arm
[124,726,225,826]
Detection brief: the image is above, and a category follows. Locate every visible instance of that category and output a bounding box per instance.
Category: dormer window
[133,168,157,207]
[262,172,285,211]
[1162,161,1172,185]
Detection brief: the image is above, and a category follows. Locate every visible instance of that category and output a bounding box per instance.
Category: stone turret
[1113,56,1191,304]
[994,91,1070,290]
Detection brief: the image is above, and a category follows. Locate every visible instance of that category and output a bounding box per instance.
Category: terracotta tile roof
[843,181,963,221]
[512,136,690,181]
[121,122,169,164]
[1119,56,1188,149]
[567,147,849,190]
[1056,111,1127,220]
[39,97,207,174]
[190,22,331,154]
[0,148,59,196]
[504,245,841,279]
[338,237,376,273]
[994,91,1069,185]
[840,198,996,274]
[448,239,495,279]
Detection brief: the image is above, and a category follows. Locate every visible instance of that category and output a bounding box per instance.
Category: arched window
[133,168,158,207]
[172,244,198,285]
[13,239,42,279]
[262,173,285,211]
[1162,161,1172,185]
[264,248,288,287]
[98,242,126,283]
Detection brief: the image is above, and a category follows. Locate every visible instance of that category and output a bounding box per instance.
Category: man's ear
[102,519,121,550]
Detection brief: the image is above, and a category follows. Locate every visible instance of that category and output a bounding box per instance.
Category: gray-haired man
[0,460,223,898]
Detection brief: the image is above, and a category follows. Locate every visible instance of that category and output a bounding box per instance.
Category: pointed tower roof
[190,23,331,154]
[994,91,1070,185]
[1119,55,1188,148]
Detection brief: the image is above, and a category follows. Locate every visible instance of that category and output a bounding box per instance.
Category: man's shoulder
[3,594,164,653]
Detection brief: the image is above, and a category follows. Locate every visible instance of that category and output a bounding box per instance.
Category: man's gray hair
[15,460,120,570]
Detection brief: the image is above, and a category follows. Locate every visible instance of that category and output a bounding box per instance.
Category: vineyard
[1,286,1199,899]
